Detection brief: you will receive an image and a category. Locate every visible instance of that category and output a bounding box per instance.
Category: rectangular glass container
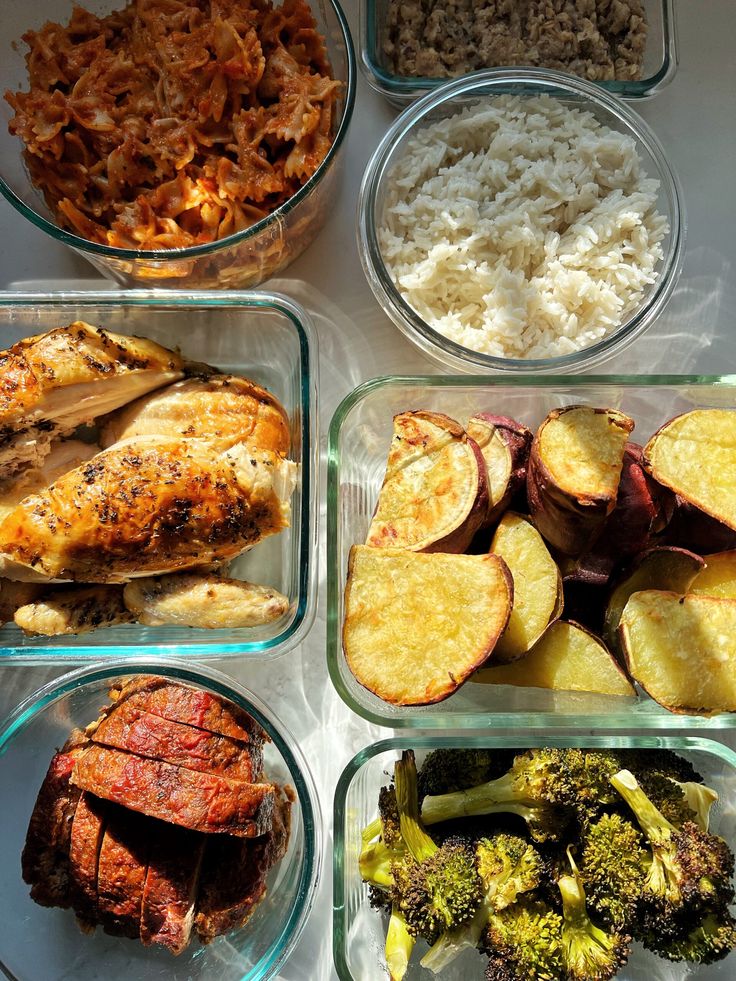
[333,733,736,981]
[0,291,317,662]
[361,0,677,106]
[327,374,736,729]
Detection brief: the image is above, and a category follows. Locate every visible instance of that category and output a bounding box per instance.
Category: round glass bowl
[358,67,685,374]
[0,0,355,290]
[0,658,322,981]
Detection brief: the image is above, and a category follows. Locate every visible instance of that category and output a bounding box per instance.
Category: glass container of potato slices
[0,291,317,662]
[327,374,736,729]
[333,734,736,981]
[0,658,322,981]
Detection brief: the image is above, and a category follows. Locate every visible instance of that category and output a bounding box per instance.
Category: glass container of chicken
[0,291,317,662]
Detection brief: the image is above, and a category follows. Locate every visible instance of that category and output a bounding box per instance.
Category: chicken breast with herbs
[0,438,296,582]
[0,323,184,475]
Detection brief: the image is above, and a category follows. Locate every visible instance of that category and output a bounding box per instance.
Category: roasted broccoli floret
[643,907,736,964]
[610,769,735,919]
[417,748,509,799]
[420,748,578,842]
[579,812,647,931]
[616,748,703,785]
[419,834,544,973]
[482,899,564,980]
[559,850,631,981]
[359,784,406,888]
[391,751,482,942]
[385,904,415,981]
[636,771,706,828]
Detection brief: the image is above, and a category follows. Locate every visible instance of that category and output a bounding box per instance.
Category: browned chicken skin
[0,323,184,476]
[0,438,295,582]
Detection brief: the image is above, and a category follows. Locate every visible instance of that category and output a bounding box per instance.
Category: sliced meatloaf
[91,701,263,782]
[140,820,206,955]
[68,792,107,927]
[21,730,88,908]
[96,804,150,939]
[195,784,293,943]
[71,745,275,836]
[104,676,266,744]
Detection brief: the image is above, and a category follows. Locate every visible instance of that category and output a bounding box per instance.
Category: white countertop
[1,1,735,978]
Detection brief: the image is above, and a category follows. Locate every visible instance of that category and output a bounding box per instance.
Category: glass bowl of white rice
[357,67,684,373]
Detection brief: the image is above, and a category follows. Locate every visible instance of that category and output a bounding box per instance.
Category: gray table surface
[1,0,735,978]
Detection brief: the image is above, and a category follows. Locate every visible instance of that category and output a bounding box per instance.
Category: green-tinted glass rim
[0,0,356,262]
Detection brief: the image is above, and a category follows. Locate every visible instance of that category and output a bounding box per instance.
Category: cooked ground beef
[383,0,647,81]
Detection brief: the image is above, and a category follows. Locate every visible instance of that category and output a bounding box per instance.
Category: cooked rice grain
[379,96,669,360]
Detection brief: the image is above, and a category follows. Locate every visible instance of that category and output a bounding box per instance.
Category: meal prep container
[0,0,356,289]
[327,374,736,730]
[0,291,317,662]
[358,68,684,375]
[0,658,321,981]
[361,0,677,106]
[333,734,736,980]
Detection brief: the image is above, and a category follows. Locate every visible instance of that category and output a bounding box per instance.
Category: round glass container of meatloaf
[0,658,322,981]
[0,0,355,289]
[358,67,684,375]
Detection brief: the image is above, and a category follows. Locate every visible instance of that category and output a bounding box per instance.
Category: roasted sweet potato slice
[366,411,489,553]
[619,591,736,714]
[473,620,635,697]
[466,414,532,524]
[643,410,736,531]
[690,550,736,598]
[489,512,561,662]
[603,547,705,652]
[343,545,512,705]
[527,405,634,555]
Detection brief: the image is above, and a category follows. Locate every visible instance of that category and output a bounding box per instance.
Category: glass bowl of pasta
[0,0,355,288]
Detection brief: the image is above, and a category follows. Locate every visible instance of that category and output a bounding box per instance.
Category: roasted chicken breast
[100,374,290,456]
[0,323,184,475]
[0,438,296,582]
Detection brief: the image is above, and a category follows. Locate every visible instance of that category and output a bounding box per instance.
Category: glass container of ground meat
[358,68,684,374]
[361,0,677,106]
[0,659,322,980]
[0,0,355,288]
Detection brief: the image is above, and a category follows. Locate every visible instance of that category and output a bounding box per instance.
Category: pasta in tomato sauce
[5,0,341,250]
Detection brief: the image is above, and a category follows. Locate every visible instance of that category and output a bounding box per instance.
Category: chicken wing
[0,438,296,582]
[14,585,133,636]
[0,323,184,475]
[123,573,289,629]
[100,374,290,456]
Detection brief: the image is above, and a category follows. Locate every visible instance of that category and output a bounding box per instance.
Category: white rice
[379,95,669,360]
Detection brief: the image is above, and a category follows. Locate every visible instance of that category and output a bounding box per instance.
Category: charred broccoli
[420,748,577,842]
[482,899,564,980]
[610,770,735,920]
[392,751,482,941]
[558,850,631,981]
[359,784,405,888]
[643,907,736,964]
[417,749,510,799]
[579,812,647,931]
[419,835,543,973]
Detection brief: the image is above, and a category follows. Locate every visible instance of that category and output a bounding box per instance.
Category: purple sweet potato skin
[659,496,736,552]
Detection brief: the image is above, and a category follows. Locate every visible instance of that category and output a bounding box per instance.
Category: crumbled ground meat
[383,0,647,81]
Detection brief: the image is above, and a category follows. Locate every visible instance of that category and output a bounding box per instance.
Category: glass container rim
[0,289,318,662]
[332,732,736,979]
[357,66,685,375]
[359,0,677,101]
[326,374,736,731]
[0,0,357,263]
[0,655,323,981]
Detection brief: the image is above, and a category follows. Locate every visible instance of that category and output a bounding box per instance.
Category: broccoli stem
[359,838,398,888]
[678,781,718,831]
[421,772,525,825]
[362,816,382,845]
[420,896,491,973]
[395,751,438,862]
[610,769,675,841]
[386,905,415,981]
